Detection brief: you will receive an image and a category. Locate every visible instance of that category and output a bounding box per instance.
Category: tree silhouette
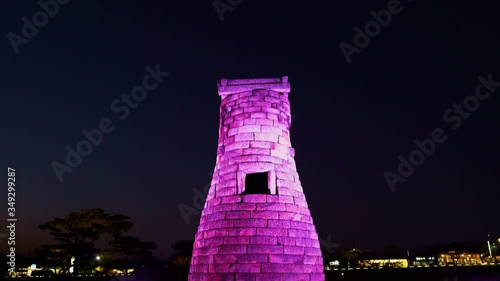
[165,240,193,279]
[109,235,157,270]
[38,208,132,278]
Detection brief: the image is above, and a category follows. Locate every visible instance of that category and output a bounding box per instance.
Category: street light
[487,235,493,260]
[95,256,101,261]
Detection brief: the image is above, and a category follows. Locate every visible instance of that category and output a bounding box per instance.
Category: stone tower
[188,77,325,281]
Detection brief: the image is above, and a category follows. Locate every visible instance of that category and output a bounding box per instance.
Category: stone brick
[290,221,311,231]
[262,107,281,115]
[269,254,304,264]
[206,212,226,221]
[206,273,235,281]
[217,187,237,196]
[250,236,278,245]
[247,245,283,254]
[223,117,234,125]
[229,120,245,128]
[256,273,282,281]
[304,247,322,256]
[192,255,213,265]
[310,273,325,281]
[190,265,209,274]
[224,236,250,245]
[223,137,234,147]
[238,102,252,107]
[242,194,267,203]
[248,96,263,102]
[249,141,274,149]
[204,237,224,247]
[270,149,288,160]
[283,246,304,255]
[254,132,279,142]
[256,227,287,237]
[204,228,228,238]
[228,264,260,273]
[288,229,309,238]
[243,118,256,125]
[260,125,281,133]
[233,218,267,228]
[250,210,279,219]
[234,113,252,121]
[283,273,310,281]
[267,220,290,229]
[228,127,239,136]
[243,106,262,113]
[238,124,261,133]
[261,263,288,273]
[266,113,279,120]
[250,112,267,119]
[295,238,319,248]
[256,202,286,211]
[208,263,229,273]
[228,227,256,236]
[221,195,242,204]
[238,155,259,162]
[252,101,271,107]
[219,245,247,254]
[235,273,257,281]
[257,157,282,165]
[304,256,322,265]
[285,204,311,216]
[277,237,296,246]
[266,195,294,204]
[293,197,309,208]
[225,141,250,151]
[194,246,218,256]
[264,96,281,103]
[254,119,274,126]
[237,254,269,263]
[232,202,256,211]
[214,255,237,264]
[278,135,291,146]
[234,132,255,142]
[226,211,251,219]
[218,164,238,175]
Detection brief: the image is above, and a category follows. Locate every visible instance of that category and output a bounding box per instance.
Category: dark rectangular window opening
[242,172,269,195]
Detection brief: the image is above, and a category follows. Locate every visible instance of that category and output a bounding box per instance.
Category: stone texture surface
[189,77,325,281]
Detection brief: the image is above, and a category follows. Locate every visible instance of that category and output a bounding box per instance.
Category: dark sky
[1,1,499,259]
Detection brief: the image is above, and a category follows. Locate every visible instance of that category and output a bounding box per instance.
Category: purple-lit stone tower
[188,77,325,281]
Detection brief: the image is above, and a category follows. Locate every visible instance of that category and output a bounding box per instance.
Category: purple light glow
[188,77,325,281]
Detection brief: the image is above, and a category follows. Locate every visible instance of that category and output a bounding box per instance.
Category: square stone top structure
[217,76,290,96]
[188,76,325,281]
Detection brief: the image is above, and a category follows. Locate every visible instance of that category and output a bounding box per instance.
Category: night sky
[2,1,499,259]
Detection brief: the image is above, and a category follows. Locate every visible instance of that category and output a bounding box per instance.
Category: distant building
[411,256,437,267]
[359,258,409,268]
[438,251,482,266]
